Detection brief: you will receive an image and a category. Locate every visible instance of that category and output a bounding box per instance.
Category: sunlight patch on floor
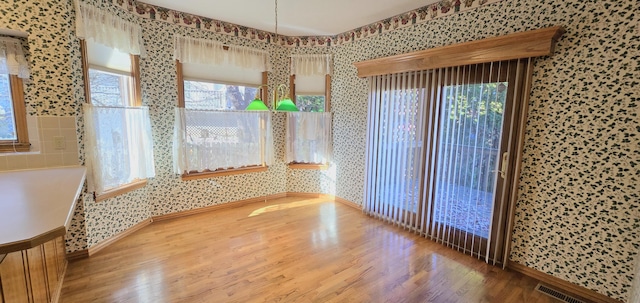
[248,199,326,217]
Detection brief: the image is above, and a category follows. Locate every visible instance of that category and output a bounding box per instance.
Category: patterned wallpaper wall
[302,0,637,301]
[0,0,637,301]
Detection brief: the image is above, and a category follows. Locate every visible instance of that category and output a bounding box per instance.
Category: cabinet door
[0,251,29,303]
[55,237,67,279]
[26,246,49,303]
[43,240,60,299]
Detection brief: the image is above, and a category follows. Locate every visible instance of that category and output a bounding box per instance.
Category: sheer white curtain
[173,108,273,174]
[0,37,30,79]
[83,104,155,194]
[74,0,146,56]
[285,112,332,164]
[174,35,269,70]
[290,54,332,76]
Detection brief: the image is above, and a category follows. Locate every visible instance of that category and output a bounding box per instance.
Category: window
[77,1,154,201]
[183,80,258,110]
[173,35,272,179]
[0,37,30,152]
[286,54,333,168]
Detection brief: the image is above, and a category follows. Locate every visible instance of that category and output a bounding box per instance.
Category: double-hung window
[173,36,272,179]
[76,1,155,200]
[0,37,30,152]
[286,54,333,168]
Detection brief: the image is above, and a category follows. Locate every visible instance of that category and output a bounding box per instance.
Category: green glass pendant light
[245,97,269,111]
[245,88,269,111]
[275,96,298,112]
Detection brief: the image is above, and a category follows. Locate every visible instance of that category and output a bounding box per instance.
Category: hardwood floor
[60,197,559,303]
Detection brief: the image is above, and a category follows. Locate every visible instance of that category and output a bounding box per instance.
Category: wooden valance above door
[353,26,565,77]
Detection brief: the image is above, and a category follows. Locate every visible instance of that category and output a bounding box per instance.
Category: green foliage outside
[439,82,507,193]
[296,95,325,112]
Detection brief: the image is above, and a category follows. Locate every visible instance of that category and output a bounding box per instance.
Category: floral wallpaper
[0,0,637,302]
[287,0,639,301]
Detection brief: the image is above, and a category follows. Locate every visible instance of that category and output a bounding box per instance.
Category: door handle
[499,152,509,179]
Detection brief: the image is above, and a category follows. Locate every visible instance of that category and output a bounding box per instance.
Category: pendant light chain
[274,0,278,45]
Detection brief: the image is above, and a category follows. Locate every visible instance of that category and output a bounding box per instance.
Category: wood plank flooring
[60,197,559,302]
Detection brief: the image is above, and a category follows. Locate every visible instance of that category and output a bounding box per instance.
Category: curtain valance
[75,0,146,57]
[174,35,270,71]
[290,54,332,76]
[0,37,30,79]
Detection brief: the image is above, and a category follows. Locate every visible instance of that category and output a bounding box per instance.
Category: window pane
[296,95,325,112]
[89,69,132,107]
[0,74,17,140]
[184,80,258,110]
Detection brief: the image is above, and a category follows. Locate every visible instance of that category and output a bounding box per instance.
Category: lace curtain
[74,0,146,57]
[0,37,30,79]
[173,108,273,174]
[83,104,155,194]
[285,112,332,164]
[174,35,270,71]
[290,54,332,76]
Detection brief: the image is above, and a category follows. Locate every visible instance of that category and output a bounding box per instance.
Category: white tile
[45,153,64,167]
[62,152,79,166]
[26,154,47,169]
[39,116,59,129]
[41,128,61,140]
[6,155,28,170]
[60,128,78,141]
[0,157,7,171]
[59,116,76,129]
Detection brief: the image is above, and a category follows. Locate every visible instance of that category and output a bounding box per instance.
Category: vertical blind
[364,60,532,265]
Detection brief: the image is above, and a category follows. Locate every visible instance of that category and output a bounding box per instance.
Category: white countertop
[0,166,86,254]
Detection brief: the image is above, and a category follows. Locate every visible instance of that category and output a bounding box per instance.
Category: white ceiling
[140,0,440,36]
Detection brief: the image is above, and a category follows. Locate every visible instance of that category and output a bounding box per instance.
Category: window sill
[95,179,148,202]
[181,166,268,181]
[288,163,329,170]
[0,143,31,153]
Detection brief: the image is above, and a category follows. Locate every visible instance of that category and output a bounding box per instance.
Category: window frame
[80,39,146,201]
[288,73,332,170]
[0,74,30,152]
[176,60,270,180]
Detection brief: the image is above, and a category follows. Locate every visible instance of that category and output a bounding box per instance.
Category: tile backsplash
[0,116,79,171]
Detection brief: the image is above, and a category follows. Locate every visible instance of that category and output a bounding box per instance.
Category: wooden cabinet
[0,236,66,303]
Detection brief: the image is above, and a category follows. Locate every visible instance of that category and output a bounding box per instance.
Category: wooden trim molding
[152,193,288,222]
[181,166,268,180]
[80,39,91,104]
[176,60,185,108]
[508,262,622,303]
[131,54,142,107]
[94,179,148,202]
[87,218,153,257]
[288,163,329,170]
[261,71,268,106]
[354,26,565,77]
[66,249,89,262]
[325,74,331,111]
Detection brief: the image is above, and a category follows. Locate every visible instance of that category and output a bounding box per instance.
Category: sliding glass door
[365,60,529,265]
